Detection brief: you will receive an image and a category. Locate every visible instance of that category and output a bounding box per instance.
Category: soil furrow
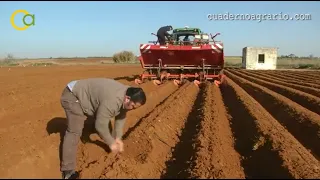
[282,70,320,80]
[294,71,320,79]
[247,70,320,89]
[228,69,320,115]
[188,83,245,178]
[93,81,199,179]
[159,84,204,179]
[221,79,291,178]
[275,71,320,84]
[306,72,320,78]
[223,75,320,178]
[225,70,320,160]
[76,81,179,176]
[235,70,320,97]
[1,65,320,179]
[0,80,176,178]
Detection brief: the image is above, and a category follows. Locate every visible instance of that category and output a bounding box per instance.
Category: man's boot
[62,170,79,179]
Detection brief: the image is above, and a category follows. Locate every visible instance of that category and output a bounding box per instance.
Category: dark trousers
[60,87,87,171]
[157,34,166,45]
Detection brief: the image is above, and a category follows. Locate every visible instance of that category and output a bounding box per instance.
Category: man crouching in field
[59,78,146,179]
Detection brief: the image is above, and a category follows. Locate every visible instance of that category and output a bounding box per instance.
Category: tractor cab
[171,27,210,45]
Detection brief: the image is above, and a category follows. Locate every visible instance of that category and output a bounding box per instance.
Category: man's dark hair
[126,87,146,105]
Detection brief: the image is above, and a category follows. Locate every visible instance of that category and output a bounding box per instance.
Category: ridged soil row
[246,70,320,89]
[228,69,320,115]
[235,70,320,97]
[222,75,320,178]
[76,81,179,176]
[274,71,320,84]
[225,70,320,160]
[282,70,320,80]
[188,82,245,178]
[305,71,320,78]
[260,70,313,82]
[95,81,199,179]
[295,71,320,79]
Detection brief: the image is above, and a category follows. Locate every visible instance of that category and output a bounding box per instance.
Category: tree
[6,53,14,60]
[288,54,296,58]
[1,53,15,63]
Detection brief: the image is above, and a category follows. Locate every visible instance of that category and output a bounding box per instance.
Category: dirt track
[0,66,320,178]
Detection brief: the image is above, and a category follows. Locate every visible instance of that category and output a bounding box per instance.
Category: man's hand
[109,142,120,153]
[115,138,124,152]
[109,139,124,153]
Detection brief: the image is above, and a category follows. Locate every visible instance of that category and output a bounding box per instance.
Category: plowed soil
[0,66,320,179]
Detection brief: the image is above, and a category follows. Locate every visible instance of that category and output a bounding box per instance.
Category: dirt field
[0,65,320,178]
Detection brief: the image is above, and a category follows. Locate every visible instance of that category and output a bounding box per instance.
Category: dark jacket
[157,26,172,37]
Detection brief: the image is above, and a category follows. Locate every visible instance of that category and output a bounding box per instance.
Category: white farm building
[242,47,278,70]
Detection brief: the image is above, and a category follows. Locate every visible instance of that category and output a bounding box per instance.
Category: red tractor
[135,26,226,87]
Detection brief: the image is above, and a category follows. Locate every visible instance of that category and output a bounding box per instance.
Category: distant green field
[224,56,242,67]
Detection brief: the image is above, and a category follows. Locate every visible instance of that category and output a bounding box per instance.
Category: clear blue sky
[0,1,319,58]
